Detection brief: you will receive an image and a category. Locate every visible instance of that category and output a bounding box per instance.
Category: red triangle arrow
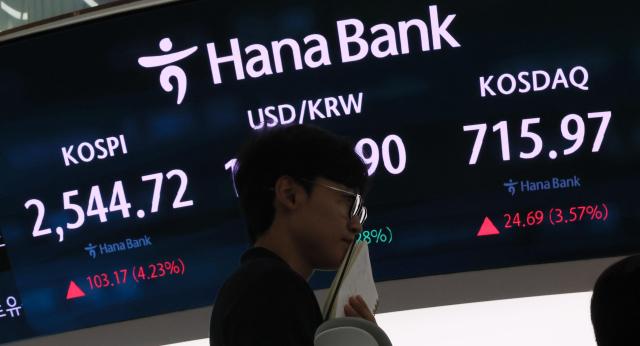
[476,216,500,237]
[66,280,86,300]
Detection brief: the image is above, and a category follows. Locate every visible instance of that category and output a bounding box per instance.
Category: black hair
[234,125,368,243]
[590,254,640,345]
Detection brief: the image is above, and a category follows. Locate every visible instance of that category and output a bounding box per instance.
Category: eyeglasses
[299,178,367,225]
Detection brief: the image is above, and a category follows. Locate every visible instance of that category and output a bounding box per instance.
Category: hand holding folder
[322,241,379,321]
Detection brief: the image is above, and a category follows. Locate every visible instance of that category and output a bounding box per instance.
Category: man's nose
[348,215,363,234]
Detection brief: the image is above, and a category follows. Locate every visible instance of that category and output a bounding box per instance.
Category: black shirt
[210,247,324,346]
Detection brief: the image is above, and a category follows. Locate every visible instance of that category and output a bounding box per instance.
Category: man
[591,254,640,345]
[210,125,376,346]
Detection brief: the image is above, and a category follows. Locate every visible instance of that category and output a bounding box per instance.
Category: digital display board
[1,0,639,342]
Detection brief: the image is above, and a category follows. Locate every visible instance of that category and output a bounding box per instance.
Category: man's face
[291,177,363,270]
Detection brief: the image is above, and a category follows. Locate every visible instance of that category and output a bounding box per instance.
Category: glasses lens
[350,194,367,224]
[350,194,361,217]
[359,206,367,224]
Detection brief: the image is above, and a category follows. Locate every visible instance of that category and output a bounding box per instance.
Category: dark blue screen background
[0,0,638,342]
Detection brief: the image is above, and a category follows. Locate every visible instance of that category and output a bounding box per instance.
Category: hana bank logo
[138,38,198,105]
[503,176,582,196]
[84,243,97,259]
[504,179,518,196]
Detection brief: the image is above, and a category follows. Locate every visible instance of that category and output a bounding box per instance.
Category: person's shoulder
[217,255,308,305]
[211,252,322,346]
[238,255,307,292]
[213,255,315,326]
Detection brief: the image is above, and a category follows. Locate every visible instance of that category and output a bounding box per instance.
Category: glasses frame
[298,178,367,225]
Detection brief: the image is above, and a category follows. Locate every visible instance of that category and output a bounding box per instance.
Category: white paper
[333,242,378,318]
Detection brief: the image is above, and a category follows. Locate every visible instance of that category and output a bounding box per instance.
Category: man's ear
[273,176,304,211]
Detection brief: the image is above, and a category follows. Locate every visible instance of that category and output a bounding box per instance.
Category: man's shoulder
[215,255,311,309]
[235,254,305,287]
[210,250,323,346]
